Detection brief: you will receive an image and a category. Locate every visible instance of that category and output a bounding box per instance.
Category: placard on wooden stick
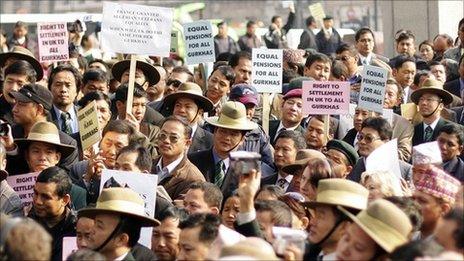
[77,101,102,151]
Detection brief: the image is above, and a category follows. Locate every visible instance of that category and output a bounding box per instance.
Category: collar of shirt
[53,105,78,132]
[191,124,198,139]
[277,172,293,184]
[358,53,373,64]
[402,86,411,103]
[423,117,440,131]
[114,251,130,261]
[276,121,299,134]
[212,150,230,172]
[157,155,184,176]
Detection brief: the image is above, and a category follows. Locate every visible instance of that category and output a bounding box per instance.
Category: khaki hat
[338,199,412,253]
[163,82,214,112]
[410,78,453,105]
[78,187,160,227]
[205,101,258,131]
[111,55,160,86]
[15,121,75,159]
[302,179,369,210]
[281,149,326,174]
[0,46,43,81]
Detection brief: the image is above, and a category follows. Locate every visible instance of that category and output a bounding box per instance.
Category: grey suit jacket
[392,114,414,161]
[188,127,213,154]
[444,46,462,62]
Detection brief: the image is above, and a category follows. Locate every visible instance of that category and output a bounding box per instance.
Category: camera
[0,123,9,136]
[229,151,261,176]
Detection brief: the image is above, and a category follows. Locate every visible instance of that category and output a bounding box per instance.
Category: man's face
[217,24,228,37]
[396,38,415,56]
[132,96,147,123]
[256,210,275,243]
[88,213,121,254]
[246,24,257,35]
[337,50,358,74]
[281,97,303,126]
[178,226,210,261]
[76,217,94,249]
[336,223,377,261]
[433,36,451,55]
[165,72,191,96]
[308,205,338,244]
[213,127,243,155]
[299,166,317,201]
[233,58,252,84]
[305,118,328,150]
[356,32,374,56]
[51,71,78,109]
[3,73,29,104]
[26,142,61,172]
[158,120,189,159]
[383,84,400,109]
[430,65,446,84]
[88,62,107,73]
[437,132,463,162]
[357,127,385,157]
[325,149,351,178]
[304,61,330,81]
[33,182,68,219]
[99,131,129,169]
[418,93,443,118]
[419,44,434,61]
[82,80,108,95]
[152,217,181,261]
[221,196,240,229]
[115,152,143,172]
[12,101,40,125]
[434,218,459,252]
[393,61,416,87]
[121,68,147,88]
[14,26,27,38]
[173,98,201,124]
[147,68,166,101]
[323,19,333,30]
[274,17,283,29]
[353,108,372,131]
[413,191,443,232]
[274,138,298,170]
[207,70,231,103]
[95,100,112,128]
[183,189,211,214]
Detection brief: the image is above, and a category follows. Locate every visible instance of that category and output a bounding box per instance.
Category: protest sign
[358,65,388,114]
[282,1,294,8]
[401,103,417,122]
[100,169,158,248]
[412,141,442,165]
[302,81,350,115]
[366,139,402,178]
[338,103,357,138]
[170,30,179,54]
[183,20,215,65]
[308,3,326,23]
[252,48,283,93]
[101,2,173,56]
[6,172,39,207]
[37,22,69,63]
[77,101,101,151]
[62,237,78,260]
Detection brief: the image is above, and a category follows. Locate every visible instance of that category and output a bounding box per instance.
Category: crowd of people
[0,7,463,261]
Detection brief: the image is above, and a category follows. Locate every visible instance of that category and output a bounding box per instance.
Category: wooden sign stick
[262,93,270,135]
[126,55,137,115]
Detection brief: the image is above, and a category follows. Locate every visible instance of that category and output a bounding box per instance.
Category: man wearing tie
[392,55,416,104]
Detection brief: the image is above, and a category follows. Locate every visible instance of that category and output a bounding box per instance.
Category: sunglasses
[166,79,182,88]
[158,133,182,143]
[357,133,381,143]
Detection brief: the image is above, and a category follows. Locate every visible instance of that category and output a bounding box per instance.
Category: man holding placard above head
[304,52,331,81]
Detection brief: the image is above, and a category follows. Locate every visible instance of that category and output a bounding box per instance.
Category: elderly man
[443,18,464,62]
[325,139,358,179]
[392,55,417,104]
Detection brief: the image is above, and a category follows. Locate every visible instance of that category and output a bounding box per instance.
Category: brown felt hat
[0,46,43,81]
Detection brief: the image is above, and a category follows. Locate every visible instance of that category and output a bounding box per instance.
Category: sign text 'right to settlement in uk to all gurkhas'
[302,81,350,115]
[37,22,69,63]
[183,20,215,65]
[252,48,283,93]
[358,65,388,114]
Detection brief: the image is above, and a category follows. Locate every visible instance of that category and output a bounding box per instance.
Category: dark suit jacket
[49,105,79,135]
[444,79,461,98]
[298,28,318,50]
[343,128,357,147]
[261,173,278,186]
[348,157,412,182]
[315,29,342,56]
[451,106,464,125]
[189,127,213,154]
[412,118,450,146]
[0,96,14,125]
[269,120,305,145]
[442,157,464,182]
[69,160,101,204]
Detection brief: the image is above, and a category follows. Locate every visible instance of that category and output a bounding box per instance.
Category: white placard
[251,48,283,93]
[366,139,402,178]
[358,65,388,114]
[101,2,173,56]
[100,169,158,248]
[183,20,215,65]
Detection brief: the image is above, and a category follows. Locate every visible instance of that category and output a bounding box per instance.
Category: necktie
[277,178,286,189]
[60,112,73,134]
[214,160,225,187]
[424,126,433,142]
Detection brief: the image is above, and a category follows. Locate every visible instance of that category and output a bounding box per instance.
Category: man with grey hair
[0,142,23,217]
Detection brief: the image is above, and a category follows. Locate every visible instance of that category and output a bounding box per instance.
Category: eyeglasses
[158,133,182,143]
[357,133,381,143]
[419,97,442,103]
[166,79,182,88]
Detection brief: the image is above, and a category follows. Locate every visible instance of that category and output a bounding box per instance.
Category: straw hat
[281,149,326,174]
[205,101,258,131]
[15,121,75,158]
[111,55,160,86]
[0,46,43,81]
[78,187,160,227]
[410,78,453,105]
[302,179,369,210]
[338,199,412,253]
[163,82,214,112]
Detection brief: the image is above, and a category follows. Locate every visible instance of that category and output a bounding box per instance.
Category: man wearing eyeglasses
[335,44,360,84]
[154,116,204,200]
[354,27,389,66]
[347,117,412,183]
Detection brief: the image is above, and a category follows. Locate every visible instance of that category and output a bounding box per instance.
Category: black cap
[326,139,359,166]
[323,15,333,20]
[9,83,53,111]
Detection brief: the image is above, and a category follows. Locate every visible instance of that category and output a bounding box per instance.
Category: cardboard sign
[252,48,283,93]
[401,103,418,121]
[62,237,78,260]
[170,30,179,53]
[183,20,215,65]
[358,65,388,114]
[37,22,69,63]
[101,2,173,56]
[100,169,158,248]
[302,81,350,115]
[366,139,402,178]
[412,141,442,165]
[6,172,39,207]
[77,101,101,151]
[308,3,326,22]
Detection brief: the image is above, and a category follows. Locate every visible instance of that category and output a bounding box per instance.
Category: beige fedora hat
[302,179,369,210]
[338,199,412,253]
[0,46,43,81]
[205,101,258,131]
[410,78,453,105]
[15,121,74,158]
[111,55,160,86]
[281,149,326,175]
[78,187,160,227]
[163,82,214,112]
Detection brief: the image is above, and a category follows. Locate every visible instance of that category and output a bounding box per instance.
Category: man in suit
[437,123,464,181]
[261,130,305,191]
[355,27,389,66]
[392,55,417,104]
[389,31,427,71]
[305,115,337,152]
[298,16,318,51]
[451,105,464,125]
[443,18,464,63]
[444,55,464,99]
[152,116,205,200]
[348,117,412,182]
[163,82,214,154]
[269,89,305,144]
[411,79,454,146]
[315,16,342,57]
